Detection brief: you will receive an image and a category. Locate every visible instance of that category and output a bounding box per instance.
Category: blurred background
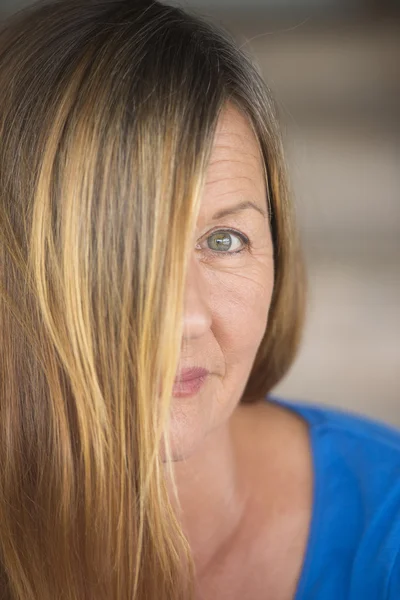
[1,0,399,424]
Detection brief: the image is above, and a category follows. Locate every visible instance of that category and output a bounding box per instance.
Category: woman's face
[167,103,274,461]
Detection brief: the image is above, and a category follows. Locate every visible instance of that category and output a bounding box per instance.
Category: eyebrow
[211,200,268,221]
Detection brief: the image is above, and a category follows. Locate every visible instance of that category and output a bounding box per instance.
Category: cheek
[209,264,274,360]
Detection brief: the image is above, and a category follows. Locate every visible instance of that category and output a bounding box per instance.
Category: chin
[161,422,205,463]
[160,377,236,463]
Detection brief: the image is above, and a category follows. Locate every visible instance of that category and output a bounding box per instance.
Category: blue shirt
[269,395,400,600]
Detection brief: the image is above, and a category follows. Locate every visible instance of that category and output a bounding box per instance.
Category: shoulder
[268,395,400,600]
[270,395,400,481]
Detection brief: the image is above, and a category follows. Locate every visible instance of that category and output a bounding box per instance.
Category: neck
[167,408,251,577]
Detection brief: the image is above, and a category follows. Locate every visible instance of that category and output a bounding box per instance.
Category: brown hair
[0,0,306,598]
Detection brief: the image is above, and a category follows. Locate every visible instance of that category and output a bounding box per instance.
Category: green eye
[205,229,250,256]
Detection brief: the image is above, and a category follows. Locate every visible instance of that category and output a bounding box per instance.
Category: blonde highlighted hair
[0,0,306,598]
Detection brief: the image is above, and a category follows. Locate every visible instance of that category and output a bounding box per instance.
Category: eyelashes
[196,228,251,258]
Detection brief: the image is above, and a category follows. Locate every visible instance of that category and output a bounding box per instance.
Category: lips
[174,367,209,383]
[172,368,209,398]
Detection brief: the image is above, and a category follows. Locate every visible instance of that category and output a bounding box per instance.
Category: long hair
[0,0,306,598]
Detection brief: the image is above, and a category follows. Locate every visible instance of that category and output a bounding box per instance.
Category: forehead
[205,104,265,192]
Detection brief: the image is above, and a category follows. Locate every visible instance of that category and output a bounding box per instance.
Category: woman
[0,0,399,599]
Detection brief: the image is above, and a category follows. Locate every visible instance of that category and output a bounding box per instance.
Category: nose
[181,255,212,342]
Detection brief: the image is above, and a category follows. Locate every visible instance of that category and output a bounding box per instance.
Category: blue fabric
[268,395,400,600]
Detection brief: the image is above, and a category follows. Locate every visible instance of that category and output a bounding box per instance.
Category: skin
[166,103,313,599]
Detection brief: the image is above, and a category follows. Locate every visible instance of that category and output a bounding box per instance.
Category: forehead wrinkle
[208,155,262,168]
[214,129,258,143]
[211,141,262,156]
[205,175,263,189]
[212,135,260,147]
[209,191,268,209]
[207,160,264,182]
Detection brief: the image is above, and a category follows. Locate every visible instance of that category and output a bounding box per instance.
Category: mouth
[174,367,209,383]
[172,372,209,397]
[157,367,210,398]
